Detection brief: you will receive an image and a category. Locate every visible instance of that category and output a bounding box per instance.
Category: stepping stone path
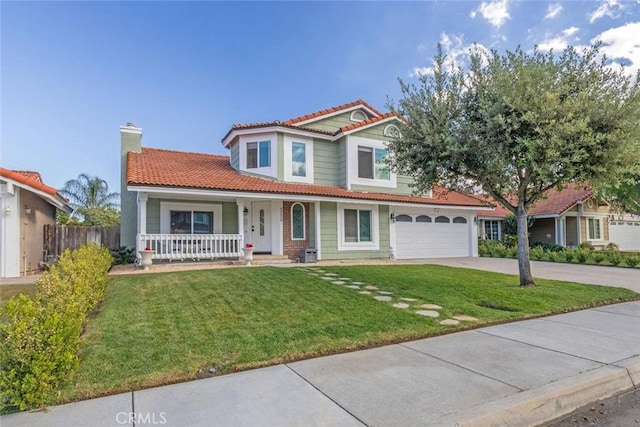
[317,271,480,326]
[416,310,440,317]
[419,304,442,310]
[453,315,479,322]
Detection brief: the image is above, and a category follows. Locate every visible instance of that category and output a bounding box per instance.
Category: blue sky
[2,1,639,196]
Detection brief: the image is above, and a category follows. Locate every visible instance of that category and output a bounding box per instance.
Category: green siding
[351,121,395,141]
[230,143,239,170]
[222,202,238,233]
[319,202,390,260]
[145,199,237,234]
[338,138,347,187]
[350,175,417,196]
[300,109,375,133]
[313,139,340,186]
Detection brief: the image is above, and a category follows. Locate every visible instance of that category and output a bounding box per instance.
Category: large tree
[388,44,640,286]
[59,173,120,226]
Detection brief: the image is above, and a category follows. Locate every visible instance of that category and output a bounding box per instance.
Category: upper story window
[247,140,271,169]
[358,146,389,180]
[350,110,367,122]
[292,142,306,177]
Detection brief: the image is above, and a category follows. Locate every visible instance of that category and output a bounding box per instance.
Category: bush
[0,244,112,411]
[531,242,564,252]
[576,248,590,264]
[530,246,545,260]
[564,249,575,262]
[608,250,622,266]
[606,242,620,251]
[594,251,605,264]
[548,252,559,262]
[478,240,509,257]
[111,246,135,265]
[579,241,595,250]
[625,254,640,267]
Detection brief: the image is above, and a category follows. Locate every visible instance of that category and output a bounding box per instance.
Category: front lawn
[61,265,637,402]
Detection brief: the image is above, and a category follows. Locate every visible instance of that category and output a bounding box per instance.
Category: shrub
[608,250,622,266]
[0,244,112,411]
[478,240,509,257]
[579,241,595,250]
[625,254,640,267]
[594,251,605,264]
[548,252,559,262]
[531,242,564,252]
[509,247,519,258]
[576,248,590,264]
[530,246,545,260]
[606,242,620,251]
[564,249,575,262]
[111,246,136,265]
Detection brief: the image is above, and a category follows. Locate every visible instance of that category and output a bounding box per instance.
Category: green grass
[61,265,637,402]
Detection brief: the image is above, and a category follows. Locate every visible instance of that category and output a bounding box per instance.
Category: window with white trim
[291,203,305,240]
[350,110,367,122]
[587,218,602,240]
[484,220,500,240]
[383,124,401,138]
[337,203,379,251]
[170,210,214,234]
[246,140,271,169]
[344,209,372,242]
[358,146,389,180]
[292,142,306,177]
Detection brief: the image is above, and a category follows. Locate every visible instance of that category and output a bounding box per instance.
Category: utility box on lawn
[300,248,318,263]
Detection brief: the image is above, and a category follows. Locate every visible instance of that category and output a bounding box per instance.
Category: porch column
[554,218,561,245]
[236,200,245,246]
[314,201,321,260]
[136,192,148,253]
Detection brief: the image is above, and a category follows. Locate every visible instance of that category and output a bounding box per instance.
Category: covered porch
[133,191,321,262]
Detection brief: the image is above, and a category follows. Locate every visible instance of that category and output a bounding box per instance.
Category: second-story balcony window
[247,140,271,169]
[358,146,389,180]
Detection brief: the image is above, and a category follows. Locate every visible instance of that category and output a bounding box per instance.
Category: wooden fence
[43,225,120,258]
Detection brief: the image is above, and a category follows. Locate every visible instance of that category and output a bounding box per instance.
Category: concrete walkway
[3,301,639,427]
[415,257,640,293]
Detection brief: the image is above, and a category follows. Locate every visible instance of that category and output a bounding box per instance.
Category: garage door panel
[609,222,640,251]
[395,215,470,259]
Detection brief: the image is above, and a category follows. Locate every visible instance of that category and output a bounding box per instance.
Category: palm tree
[59,174,120,223]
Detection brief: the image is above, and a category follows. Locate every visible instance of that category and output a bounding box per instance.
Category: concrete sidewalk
[3,301,639,427]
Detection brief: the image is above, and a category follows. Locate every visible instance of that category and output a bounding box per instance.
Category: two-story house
[120,100,491,262]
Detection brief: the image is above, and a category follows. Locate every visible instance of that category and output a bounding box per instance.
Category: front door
[251,202,271,253]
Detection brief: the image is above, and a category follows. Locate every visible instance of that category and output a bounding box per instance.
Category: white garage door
[609,220,640,251]
[395,214,470,259]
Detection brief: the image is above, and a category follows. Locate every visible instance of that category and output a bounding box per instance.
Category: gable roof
[127,147,491,209]
[476,183,594,219]
[0,168,72,212]
[221,100,400,147]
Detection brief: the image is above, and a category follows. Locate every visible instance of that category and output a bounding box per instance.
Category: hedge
[0,244,112,411]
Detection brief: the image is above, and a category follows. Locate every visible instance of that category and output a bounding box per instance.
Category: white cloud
[591,21,640,76]
[545,3,563,19]
[470,0,511,28]
[589,0,624,23]
[410,33,489,77]
[537,27,580,51]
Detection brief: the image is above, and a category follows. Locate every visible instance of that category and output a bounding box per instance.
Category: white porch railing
[138,234,243,261]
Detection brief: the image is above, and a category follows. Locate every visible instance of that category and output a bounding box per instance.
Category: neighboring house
[120,100,491,262]
[476,183,640,250]
[0,168,72,278]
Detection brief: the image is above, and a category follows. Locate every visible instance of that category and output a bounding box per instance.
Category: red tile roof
[127,148,490,208]
[475,183,593,219]
[0,168,70,209]
[529,183,593,216]
[284,99,383,125]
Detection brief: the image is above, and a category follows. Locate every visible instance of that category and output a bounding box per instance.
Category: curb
[429,356,640,427]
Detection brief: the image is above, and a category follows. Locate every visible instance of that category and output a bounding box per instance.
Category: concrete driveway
[417,257,640,293]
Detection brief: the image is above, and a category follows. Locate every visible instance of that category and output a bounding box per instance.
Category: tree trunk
[516,205,535,287]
